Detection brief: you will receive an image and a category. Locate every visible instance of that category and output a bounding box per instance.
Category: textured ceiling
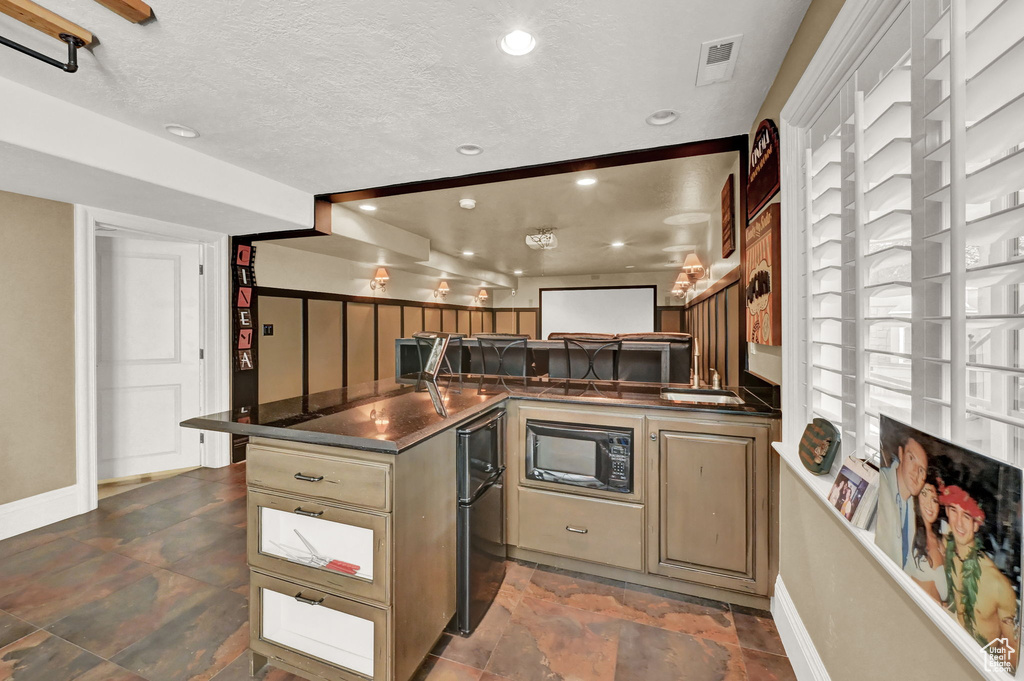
[0,1,808,196]
[324,150,738,277]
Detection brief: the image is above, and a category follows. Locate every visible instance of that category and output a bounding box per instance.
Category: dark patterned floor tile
[485,596,620,681]
[114,516,240,568]
[196,495,248,528]
[0,629,106,681]
[614,620,747,681]
[0,550,156,627]
[524,565,626,619]
[0,610,35,650]
[479,675,512,681]
[211,651,307,680]
[432,590,516,669]
[47,569,222,659]
[70,504,189,552]
[619,583,738,645]
[0,538,103,600]
[412,655,484,681]
[154,481,247,518]
[73,660,150,681]
[112,587,248,681]
[732,607,786,656]
[106,474,209,507]
[498,561,535,603]
[742,649,797,681]
[168,528,248,589]
[183,463,246,486]
[0,501,143,563]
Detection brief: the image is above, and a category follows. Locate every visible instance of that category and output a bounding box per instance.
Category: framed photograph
[827,456,879,528]
[413,332,452,379]
[875,416,1023,674]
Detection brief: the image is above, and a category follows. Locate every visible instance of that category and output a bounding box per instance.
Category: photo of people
[876,416,1023,673]
[829,466,868,521]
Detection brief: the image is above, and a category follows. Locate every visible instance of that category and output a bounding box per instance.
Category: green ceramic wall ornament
[799,418,842,475]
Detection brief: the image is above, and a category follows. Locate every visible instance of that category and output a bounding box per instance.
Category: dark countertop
[181,374,779,454]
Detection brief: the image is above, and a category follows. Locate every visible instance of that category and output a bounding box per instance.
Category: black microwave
[524,420,633,493]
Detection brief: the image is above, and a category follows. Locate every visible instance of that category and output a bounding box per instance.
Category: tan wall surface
[0,191,76,505]
[307,299,343,394]
[258,296,304,403]
[376,305,401,381]
[424,308,441,332]
[346,303,375,386]
[403,306,423,337]
[781,466,983,680]
[495,311,516,334]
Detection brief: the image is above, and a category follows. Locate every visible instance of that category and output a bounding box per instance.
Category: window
[796,1,1024,465]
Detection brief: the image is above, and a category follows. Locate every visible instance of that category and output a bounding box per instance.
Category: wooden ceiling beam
[0,0,93,44]
[92,0,151,23]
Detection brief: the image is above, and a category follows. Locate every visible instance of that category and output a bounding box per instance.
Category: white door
[96,235,203,479]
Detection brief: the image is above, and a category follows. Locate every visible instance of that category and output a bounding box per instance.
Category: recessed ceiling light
[611,241,625,248]
[500,30,536,56]
[462,250,475,256]
[625,265,635,269]
[164,123,200,139]
[359,204,377,212]
[513,269,523,275]
[576,178,597,186]
[456,144,483,156]
[646,109,679,126]
[459,198,476,209]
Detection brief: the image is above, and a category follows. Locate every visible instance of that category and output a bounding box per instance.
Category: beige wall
[780,466,984,680]
[257,296,304,403]
[747,0,846,384]
[0,191,76,505]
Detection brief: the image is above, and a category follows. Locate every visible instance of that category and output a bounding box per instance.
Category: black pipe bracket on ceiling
[0,32,84,72]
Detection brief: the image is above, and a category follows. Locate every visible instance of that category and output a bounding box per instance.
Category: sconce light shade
[681,254,706,280]
[434,280,450,300]
[477,289,488,301]
[373,267,390,281]
[674,272,687,284]
[370,267,390,292]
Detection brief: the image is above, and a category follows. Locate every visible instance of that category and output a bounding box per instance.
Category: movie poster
[876,416,1023,675]
[747,119,780,220]
[744,203,781,345]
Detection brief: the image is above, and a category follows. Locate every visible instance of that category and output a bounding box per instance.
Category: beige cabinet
[646,416,775,595]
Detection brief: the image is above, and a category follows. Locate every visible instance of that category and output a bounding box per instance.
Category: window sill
[774,441,1015,680]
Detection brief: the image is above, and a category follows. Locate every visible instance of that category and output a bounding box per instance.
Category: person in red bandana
[942,484,1019,671]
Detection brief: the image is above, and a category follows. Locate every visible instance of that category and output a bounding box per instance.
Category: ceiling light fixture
[359,204,377,212]
[682,253,707,280]
[576,177,597,186]
[475,289,489,304]
[625,265,635,269]
[646,110,679,126]
[434,280,450,301]
[462,250,475,256]
[525,228,558,250]
[456,144,483,156]
[370,267,389,292]
[500,29,536,56]
[513,269,523,275]
[459,198,476,210]
[164,123,200,138]
[611,241,625,248]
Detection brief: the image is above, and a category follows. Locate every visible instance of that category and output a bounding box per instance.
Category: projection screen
[539,286,656,340]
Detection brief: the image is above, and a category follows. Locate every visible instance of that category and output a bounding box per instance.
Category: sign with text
[744,203,781,345]
[721,174,735,258]
[233,242,256,370]
[747,119,780,220]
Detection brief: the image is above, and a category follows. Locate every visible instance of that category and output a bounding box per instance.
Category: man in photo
[942,484,1020,671]
[877,436,928,568]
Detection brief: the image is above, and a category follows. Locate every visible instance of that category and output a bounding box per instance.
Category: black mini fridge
[455,408,506,635]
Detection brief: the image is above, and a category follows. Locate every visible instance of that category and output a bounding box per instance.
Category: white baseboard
[771,576,831,681]
[0,485,81,542]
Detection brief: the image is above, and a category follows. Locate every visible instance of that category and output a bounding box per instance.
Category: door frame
[74,205,231,514]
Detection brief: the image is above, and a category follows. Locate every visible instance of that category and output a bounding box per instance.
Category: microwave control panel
[608,434,632,489]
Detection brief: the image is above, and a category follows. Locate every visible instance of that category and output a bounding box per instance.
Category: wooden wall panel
[471,311,483,335]
[457,310,470,335]
[518,311,538,339]
[258,296,303,403]
[424,307,441,332]
[659,308,682,333]
[377,305,402,381]
[307,299,343,394]
[482,312,494,333]
[403,306,423,337]
[727,285,741,387]
[681,280,741,388]
[346,303,375,386]
[495,310,516,334]
[442,309,457,333]
[716,295,727,383]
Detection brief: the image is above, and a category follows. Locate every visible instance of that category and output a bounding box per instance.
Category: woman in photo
[905,468,948,605]
[841,484,855,520]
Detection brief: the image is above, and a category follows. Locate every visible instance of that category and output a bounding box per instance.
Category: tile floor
[0,463,796,681]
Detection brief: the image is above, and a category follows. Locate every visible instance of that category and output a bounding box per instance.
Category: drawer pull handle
[294,473,324,482]
[294,593,325,606]
[566,525,589,534]
[294,507,324,517]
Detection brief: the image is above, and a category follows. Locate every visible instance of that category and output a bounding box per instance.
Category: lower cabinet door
[248,490,390,605]
[251,571,388,681]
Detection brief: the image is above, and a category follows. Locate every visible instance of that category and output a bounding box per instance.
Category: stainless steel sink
[660,390,743,405]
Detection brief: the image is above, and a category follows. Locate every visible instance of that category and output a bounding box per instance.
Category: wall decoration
[744,203,781,345]
[233,242,257,370]
[826,456,879,529]
[721,174,736,258]
[875,416,1022,675]
[747,119,780,220]
[799,417,842,475]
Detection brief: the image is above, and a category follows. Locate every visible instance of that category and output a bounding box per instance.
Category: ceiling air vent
[696,34,742,86]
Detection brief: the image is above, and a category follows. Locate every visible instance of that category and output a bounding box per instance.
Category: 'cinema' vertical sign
[234,243,256,370]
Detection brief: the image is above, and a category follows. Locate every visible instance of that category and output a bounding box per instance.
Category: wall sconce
[681,253,707,282]
[475,289,489,304]
[370,267,389,292]
[672,277,691,299]
[434,280,450,301]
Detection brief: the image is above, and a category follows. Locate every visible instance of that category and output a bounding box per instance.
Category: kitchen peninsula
[183,374,780,681]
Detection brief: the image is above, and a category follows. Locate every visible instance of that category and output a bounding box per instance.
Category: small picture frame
[798,417,841,475]
[414,332,452,379]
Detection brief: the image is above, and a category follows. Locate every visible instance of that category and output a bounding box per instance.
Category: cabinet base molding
[507,546,770,611]
[770,576,830,681]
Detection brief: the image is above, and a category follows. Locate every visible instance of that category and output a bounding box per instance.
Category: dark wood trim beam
[683,266,741,309]
[319,135,748,204]
[313,199,333,235]
[256,286,502,313]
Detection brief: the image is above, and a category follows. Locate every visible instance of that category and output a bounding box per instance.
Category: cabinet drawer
[251,570,388,681]
[248,490,390,605]
[248,445,391,512]
[517,487,644,571]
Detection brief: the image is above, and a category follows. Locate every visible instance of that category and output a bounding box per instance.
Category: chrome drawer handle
[294,593,325,606]
[566,526,588,534]
[294,507,324,517]
[294,473,324,482]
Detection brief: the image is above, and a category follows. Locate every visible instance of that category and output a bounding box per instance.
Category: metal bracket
[0,32,85,73]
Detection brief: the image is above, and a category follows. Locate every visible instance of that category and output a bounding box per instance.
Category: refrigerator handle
[464,466,506,505]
